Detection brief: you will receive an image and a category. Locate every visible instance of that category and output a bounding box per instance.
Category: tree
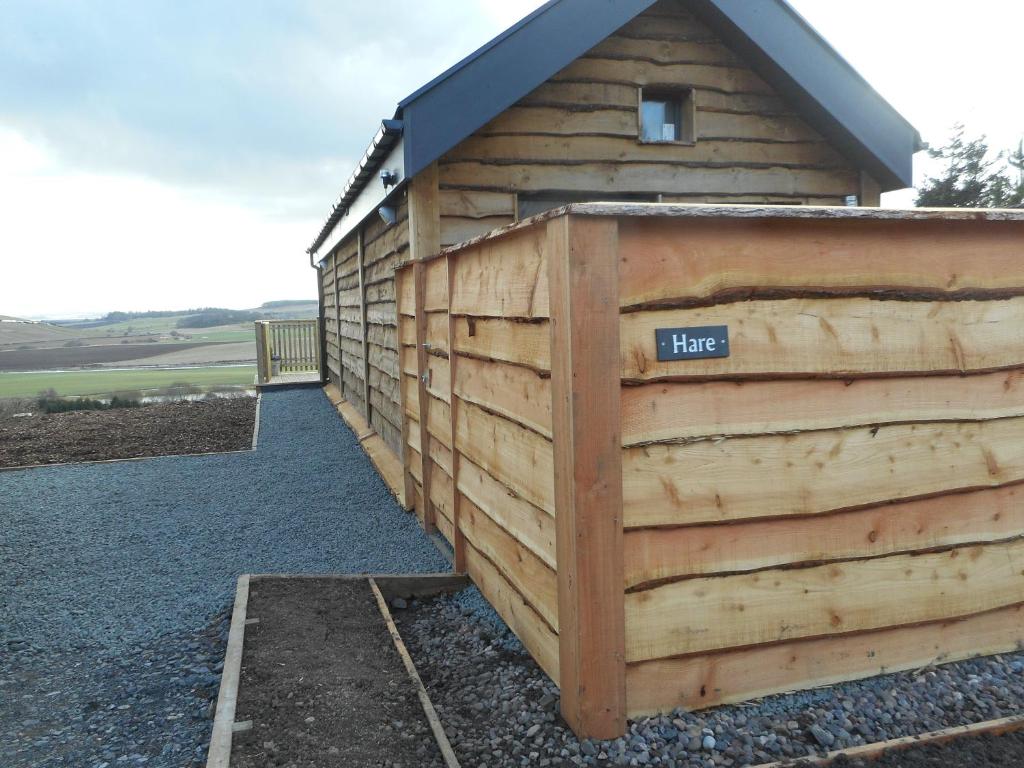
[916,126,1024,208]
[1006,140,1024,207]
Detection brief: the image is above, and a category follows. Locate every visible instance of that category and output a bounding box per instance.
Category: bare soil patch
[232,578,444,768]
[0,397,256,468]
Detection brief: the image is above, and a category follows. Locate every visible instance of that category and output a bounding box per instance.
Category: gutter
[307,119,404,257]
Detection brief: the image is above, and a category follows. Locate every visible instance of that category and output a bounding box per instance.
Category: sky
[1,1,1021,319]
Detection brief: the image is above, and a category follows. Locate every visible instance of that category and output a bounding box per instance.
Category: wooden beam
[859,170,882,207]
[447,254,467,571]
[753,714,1024,767]
[395,267,416,511]
[334,252,343,390]
[357,227,372,421]
[410,162,441,532]
[547,214,626,739]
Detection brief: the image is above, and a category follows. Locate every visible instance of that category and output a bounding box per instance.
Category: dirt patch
[0,397,256,468]
[834,729,1024,767]
[232,578,444,768]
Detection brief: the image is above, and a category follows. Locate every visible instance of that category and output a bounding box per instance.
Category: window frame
[638,86,697,146]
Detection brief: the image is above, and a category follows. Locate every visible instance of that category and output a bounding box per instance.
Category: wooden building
[301,0,1014,740]
[308,0,920,458]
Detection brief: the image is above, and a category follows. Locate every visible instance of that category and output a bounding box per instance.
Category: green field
[0,366,255,399]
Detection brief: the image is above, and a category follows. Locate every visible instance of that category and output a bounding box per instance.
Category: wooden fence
[255,320,322,386]
[396,203,1024,739]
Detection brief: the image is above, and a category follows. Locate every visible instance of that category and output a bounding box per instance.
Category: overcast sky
[1,1,1021,319]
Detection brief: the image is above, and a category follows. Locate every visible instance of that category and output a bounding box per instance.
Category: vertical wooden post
[409,163,441,532]
[413,260,435,531]
[547,214,626,739]
[333,252,343,390]
[316,268,328,383]
[860,171,882,207]
[254,322,267,385]
[447,253,467,572]
[395,266,416,512]
[358,226,372,421]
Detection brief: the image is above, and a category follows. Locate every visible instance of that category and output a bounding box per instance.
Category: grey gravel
[0,387,447,768]
[399,587,1024,767]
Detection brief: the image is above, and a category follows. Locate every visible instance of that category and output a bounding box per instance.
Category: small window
[639,87,695,144]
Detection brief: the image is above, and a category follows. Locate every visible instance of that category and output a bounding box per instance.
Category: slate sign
[656,326,730,362]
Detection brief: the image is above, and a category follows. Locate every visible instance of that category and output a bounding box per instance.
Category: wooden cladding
[392,205,1024,736]
[610,207,1024,720]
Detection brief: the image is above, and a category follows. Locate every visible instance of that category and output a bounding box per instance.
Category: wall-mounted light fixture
[379,206,398,226]
[380,169,400,189]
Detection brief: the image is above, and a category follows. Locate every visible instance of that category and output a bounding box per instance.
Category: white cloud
[0,127,316,317]
[1,1,1020,317]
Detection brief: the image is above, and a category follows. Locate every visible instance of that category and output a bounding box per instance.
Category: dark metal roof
[309,0,921,255]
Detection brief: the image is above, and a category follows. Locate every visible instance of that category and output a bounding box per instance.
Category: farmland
[0,366,255,399]
[0,301,314,399]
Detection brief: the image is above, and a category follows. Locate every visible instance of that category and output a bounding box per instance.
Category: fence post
[447,253,467,572]
[547,214,626,739]
[409,162,440,533]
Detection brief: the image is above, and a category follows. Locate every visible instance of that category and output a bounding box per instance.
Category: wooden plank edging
[206,574,251,768]
[369,578,462,768]
[250,392,262,451]
[754,713,1024,767]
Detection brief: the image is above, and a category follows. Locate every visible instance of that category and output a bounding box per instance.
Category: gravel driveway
[0,387,447,768]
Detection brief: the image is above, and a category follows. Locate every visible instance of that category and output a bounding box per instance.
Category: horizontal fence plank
[453,317,551,372]
[441,161,853,198]
[440,188,516,219]
[625,602,1024,716]
[459,494,559,631]
[454,355,553,438]
[623,416,1024,528]
[447,134,846,169]
[457,455,556,569]
[456,400,555,516]
[624,537,1024,661]
[621,370,1024,446]
[617,217,1024,310]
[624,484,1024,587]
[620,297,1024,382]
[449,227,550,319]
[464,539,560,683]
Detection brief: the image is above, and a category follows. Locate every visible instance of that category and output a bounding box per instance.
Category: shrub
[36,395,142,414]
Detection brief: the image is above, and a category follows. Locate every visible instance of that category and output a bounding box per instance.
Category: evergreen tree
[916,125,1007,208]
[1005,140,1024,207]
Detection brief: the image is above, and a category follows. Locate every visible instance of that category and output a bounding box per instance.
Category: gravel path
[0,387,447,768]
[397,589,1024,768]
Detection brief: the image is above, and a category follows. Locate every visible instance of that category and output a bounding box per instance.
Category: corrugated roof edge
[307,120,404,255]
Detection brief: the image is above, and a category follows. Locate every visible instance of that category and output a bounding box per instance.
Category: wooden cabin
[300,0,1024,740]
[309,0,921,458]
